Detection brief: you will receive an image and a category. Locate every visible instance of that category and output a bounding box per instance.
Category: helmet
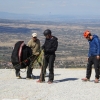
[83,30,90,38]
[43,29,51,36]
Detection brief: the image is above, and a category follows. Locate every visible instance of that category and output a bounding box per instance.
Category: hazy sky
[0,0,100,16]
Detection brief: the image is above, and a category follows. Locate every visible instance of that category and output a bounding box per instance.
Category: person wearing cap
[37,29,58,84]
[27,33,40,79]
[82,30,100,83]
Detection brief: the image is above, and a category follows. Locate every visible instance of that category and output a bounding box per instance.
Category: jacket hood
[88,35,99,41]
[52,36,58,40]
[92,35,99,39]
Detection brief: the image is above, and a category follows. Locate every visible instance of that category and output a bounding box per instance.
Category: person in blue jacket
[82,30,100,83]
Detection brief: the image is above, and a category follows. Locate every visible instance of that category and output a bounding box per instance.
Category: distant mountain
[0,12,76,21]
[0,12,100,22]
[0,12,39,20]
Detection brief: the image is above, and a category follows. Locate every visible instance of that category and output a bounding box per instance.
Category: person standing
[27,33,40,79]
[82,30,100,83]
[37,29,58,84]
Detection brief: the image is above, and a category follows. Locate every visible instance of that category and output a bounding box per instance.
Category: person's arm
[41,40,45,50]
[94,38,100,59]
[34,40,41,56]
[87,40,90,57]
[27,40,32,48]
[38,40,40,50]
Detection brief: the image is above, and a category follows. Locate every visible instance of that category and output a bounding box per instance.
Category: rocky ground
[0,68,100,100]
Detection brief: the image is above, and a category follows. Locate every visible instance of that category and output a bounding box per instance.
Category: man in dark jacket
[82,30,100,83]
[37,29,58,84]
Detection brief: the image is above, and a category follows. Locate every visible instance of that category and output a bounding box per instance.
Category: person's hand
[36,53,40,56]
[87,57,89,61]
[96,56,100,59]
[35,52,39,56]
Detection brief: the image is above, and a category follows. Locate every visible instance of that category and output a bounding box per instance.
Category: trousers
[15,65,33,78]
[86,56,100,79]
[40,54,55,81]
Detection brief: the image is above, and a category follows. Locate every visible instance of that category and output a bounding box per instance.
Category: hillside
[0,19,100,68]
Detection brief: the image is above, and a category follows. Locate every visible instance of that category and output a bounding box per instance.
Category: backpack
[11,41,32,69]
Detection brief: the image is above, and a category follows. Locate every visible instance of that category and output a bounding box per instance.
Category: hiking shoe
[94,79,99,83]
[16,76,21,79]
[48,81,53,84]
[36,80,45,83]
[81,78,90,81]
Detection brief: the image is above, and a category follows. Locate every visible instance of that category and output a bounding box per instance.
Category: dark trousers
[15,66,33,78]
[27,66,33,78]
[15,68,20,77]
[86,56,99,79]
[40,54,55,81]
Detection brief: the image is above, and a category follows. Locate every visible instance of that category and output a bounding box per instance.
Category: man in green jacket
[27,33,40,79]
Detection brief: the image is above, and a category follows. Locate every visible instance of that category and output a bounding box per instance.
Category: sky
[0,0,100,16]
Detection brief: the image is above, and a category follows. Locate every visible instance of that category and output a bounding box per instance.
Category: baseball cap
[32,33,37,37]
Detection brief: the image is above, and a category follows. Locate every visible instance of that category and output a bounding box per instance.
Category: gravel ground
[0,68,100,100]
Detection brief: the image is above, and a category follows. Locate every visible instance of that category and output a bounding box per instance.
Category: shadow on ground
[54,78,79,83]
[33,74,61,79]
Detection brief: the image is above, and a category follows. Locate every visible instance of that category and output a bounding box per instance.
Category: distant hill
[1,12,100,22]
